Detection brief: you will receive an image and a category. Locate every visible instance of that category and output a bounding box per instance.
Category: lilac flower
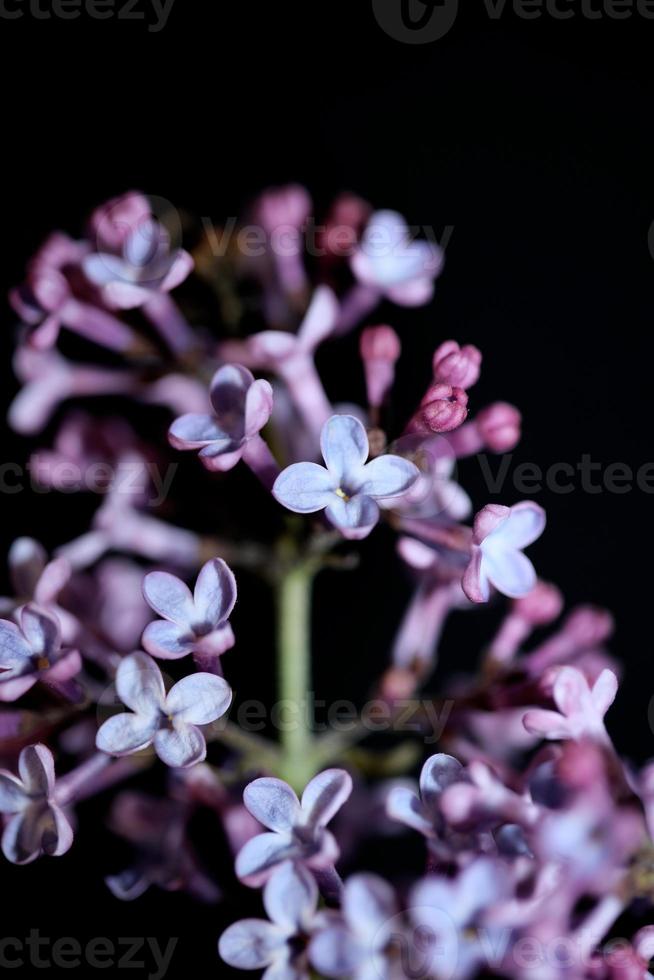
[219,861,321,978]
[235,769,353,886]
[351,210,444,306]
[95,652,232,768]
[142,559,237,669]
[0,744,73,864]
[273,415,420,540]
[308,873,400,980]
[0,604,82,702]
[169,364,274,474]
[0,538,76,640]
[83,195,193,311]
[387,754,469,840]
[523,666,618,743]
[463,501,546,603]
[9,232,138,353]
[410,860,510,980]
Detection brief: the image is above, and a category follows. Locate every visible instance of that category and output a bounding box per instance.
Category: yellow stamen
[37,657,50,671]
[335,487,350,501]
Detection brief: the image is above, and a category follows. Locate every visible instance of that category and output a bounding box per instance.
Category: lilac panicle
[235,769,353,887]
[273,415,420,540]
[142,558,237,669]
[95,652,232,768]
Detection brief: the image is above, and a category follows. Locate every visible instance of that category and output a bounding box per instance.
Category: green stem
[277,555,317,789]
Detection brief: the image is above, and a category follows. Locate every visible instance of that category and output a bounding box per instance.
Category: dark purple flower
[0,604,82,702]
[0,744,73,865]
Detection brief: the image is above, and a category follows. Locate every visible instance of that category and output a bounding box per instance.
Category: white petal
[273,463,336,514]
[244,778,301,832]
[193,558,237,628]
[481,549,537,599]
[264,860,318,931]
[115,652,165,715]
[235,832,297,886]
[142,571,195,627]
[320,415,369,486]
[18,744,56,797]
[165,673,232,725]
[96,712,159,756]
[357,454,419,499]
[301,769,352,828]
[219,919,286,971]
[153,723,206,768]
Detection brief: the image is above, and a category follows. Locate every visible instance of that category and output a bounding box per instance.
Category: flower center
[36,657,50,671]
[335,487,351,502]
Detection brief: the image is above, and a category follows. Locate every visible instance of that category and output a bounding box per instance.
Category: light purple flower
[351,210,444,307]
[83,205,193,310]
[309,873,399,980]
[219,860,321,979]
[0,537,76,639]
[273,415,420,540]
[169,364,274,473]
[386,753,469,841]
[0,603,82,702]
[235,769,353,887]
[142,559,237,668]
[95,652,232,769]
[0,744,73,865]
[523,666,617,743]
[463,501,546,603]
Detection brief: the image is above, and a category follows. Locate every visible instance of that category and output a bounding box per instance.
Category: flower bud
[418,384,468,434]
[360,326,402,409]
[475,402,522,452]
[254,184,312,233]
[563,606,615,647]
[512,581,563,626]
[433,340,482,389]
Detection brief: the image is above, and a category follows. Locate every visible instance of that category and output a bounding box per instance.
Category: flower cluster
[2,186,652,980]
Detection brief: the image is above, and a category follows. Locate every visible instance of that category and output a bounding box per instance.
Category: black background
[1,2,654,977]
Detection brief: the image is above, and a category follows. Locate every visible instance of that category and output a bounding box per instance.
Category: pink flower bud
[475,402,522,452]
[416,384,468,434]
[563,606,615,647]
[360,325,401,363]
[512,581,563,626]
[433,340,482,389]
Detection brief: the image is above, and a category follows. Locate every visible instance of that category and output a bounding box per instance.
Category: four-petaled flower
[83,203,193,310]
[0,603,82,702]
[386,753,469,841]
[95,652,232,768]
[462,501,546,603]
[351,210,444,306]
[309,873,399,980]
[219,860,321,979]
[273,415,420,540]
[142,558,237,669]
[169,364,274,472]
[0,744,73,865]
[235,769,353,886]
[523,666,617,743]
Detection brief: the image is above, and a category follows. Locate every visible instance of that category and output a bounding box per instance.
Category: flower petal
[193,558,237,628]
[235,832,297,887]
[160,250,194,292]
[522,709,571,740]
[219,919,286,971]
[481,549,537,599]
[552,666,590,718]
[8,538,46,597]
[142,571,196,627]
[0,773,28,813]
[209,363,251,430]
[153,723,206,768]
[264,860,318,931]
[244,778,301,833]
[386,786,433,836]
[320,415,369,485]
[165,673,232,725]
[309,924,360,977]
[344,873,397,942]
[591,669,618,717]
[168,413,231,450]
[142,620,195,660]
[0,619,32,670]
[18,744,56,797]
[244,379,274,439]
[20,604,60,657]
[494,501,546,549]
[34,557,71,605]
[41,803,74,857]
[96,712,159,756]
[297,285,339,351]
[358,454,419,499]
[115,652,165,715]
[324,494,379,540]
[273,462,336,514]
[301,769,353,828]
[420,754,466,809]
